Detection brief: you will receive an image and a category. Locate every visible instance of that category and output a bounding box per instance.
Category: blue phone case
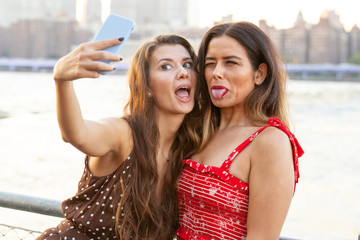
[93,14,135,74]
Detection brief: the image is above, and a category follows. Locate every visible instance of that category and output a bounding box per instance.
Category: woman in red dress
[177,22,304,240]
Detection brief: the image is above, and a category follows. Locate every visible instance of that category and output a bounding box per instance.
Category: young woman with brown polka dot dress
[36,35,210,240]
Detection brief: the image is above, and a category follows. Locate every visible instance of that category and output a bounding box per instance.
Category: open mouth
[175,85,191,102]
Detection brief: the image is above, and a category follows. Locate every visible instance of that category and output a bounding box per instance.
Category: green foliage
[348,52,360,64]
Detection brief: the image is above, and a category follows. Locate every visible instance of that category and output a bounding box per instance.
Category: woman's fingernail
[118,37,124,41]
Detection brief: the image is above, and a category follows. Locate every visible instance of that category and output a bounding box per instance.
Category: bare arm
[53,38,127,157]
[246,127,295,240]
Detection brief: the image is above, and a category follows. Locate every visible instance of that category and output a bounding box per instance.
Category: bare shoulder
[255,126,291,150]
[100,117,131,131]
[99,117,133,150]
[251,126,293,166]
[89,117,133,174]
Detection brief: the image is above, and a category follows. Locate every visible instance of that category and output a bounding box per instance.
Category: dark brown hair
[198,21,289,128]
[115,34,209,239]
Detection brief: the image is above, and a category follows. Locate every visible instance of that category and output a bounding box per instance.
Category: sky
[191,0,360,31]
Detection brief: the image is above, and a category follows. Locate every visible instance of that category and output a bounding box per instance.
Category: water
[0,72,359,239]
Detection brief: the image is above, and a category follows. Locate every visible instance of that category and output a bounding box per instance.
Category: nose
[212,64,223,80]
[177,65,189,80]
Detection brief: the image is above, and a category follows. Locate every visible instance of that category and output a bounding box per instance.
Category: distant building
[283,11,310,63]
[77,0,102,26]
[259,20,284,59]
[1,1,359,63]
[9,19,80,59]
[309,10,347,63]
[260,9,356,64]
[111,0,188,35]
[0,0,76,27]
[309,17,337,63]
[110,0,137,23]
[349,25,360,59]
[163,0,188,27]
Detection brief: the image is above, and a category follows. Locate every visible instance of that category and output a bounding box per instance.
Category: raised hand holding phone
[53,38,120,81]
[93,14,135,74]
[53,14,135,80]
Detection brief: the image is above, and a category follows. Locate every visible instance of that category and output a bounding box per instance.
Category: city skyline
[89,0,360,30]
[0,0,359,64]
[0,0,359,31]
[193,0,360,31]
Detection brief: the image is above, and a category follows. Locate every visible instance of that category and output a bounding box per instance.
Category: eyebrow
[205,55,243,61]
[158,57,192,64]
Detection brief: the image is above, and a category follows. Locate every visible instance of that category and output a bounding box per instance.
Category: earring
[255,81,260,85]
[147,92,152,97]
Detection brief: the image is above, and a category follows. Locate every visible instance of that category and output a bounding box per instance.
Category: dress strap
[220,117,304,187]
[267,117,304,186]
[220,125,270,171]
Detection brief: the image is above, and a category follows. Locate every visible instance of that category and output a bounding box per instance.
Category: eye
[183,62,193,68]
[161,64,172,70]
[204,61,215,68]
[226,60,238,65]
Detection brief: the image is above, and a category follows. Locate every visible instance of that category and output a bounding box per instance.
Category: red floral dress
[176,118,304,240]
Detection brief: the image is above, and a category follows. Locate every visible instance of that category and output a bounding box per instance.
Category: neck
[218,105,251,130]
[157,112,185,154]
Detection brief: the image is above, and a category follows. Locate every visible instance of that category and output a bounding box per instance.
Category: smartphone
[93,14,135,74]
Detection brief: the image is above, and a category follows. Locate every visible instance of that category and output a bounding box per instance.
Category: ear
[254,63,268,86]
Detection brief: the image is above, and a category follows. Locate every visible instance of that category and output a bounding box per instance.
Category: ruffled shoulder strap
[220,117,304,187]
[268,117,304,186]
[220,125,269,171]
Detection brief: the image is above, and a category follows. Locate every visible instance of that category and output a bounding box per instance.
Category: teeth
[178,86,190,93]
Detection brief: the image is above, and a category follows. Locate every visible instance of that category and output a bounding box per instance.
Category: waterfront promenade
[0,59,130,73]
[286,63,360,81]
[1,58,360,80]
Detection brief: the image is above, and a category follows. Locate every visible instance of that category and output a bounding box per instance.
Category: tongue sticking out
[212,88,227,100]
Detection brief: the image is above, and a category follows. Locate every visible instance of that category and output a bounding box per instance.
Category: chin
[180,103,195,114]
[211,99,229,108]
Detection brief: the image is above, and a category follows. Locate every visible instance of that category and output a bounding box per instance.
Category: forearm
[52,38,123,154]
[55,80,87,145]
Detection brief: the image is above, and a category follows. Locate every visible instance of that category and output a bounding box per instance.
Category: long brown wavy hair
[115,34,210,239]
[198,21,290,128]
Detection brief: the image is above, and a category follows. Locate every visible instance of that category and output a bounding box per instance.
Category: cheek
[148,73,157,93]
[149,73,167,93]
[204,70,212,85]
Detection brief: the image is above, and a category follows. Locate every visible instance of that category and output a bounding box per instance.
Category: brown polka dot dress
[36,155,131,240]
